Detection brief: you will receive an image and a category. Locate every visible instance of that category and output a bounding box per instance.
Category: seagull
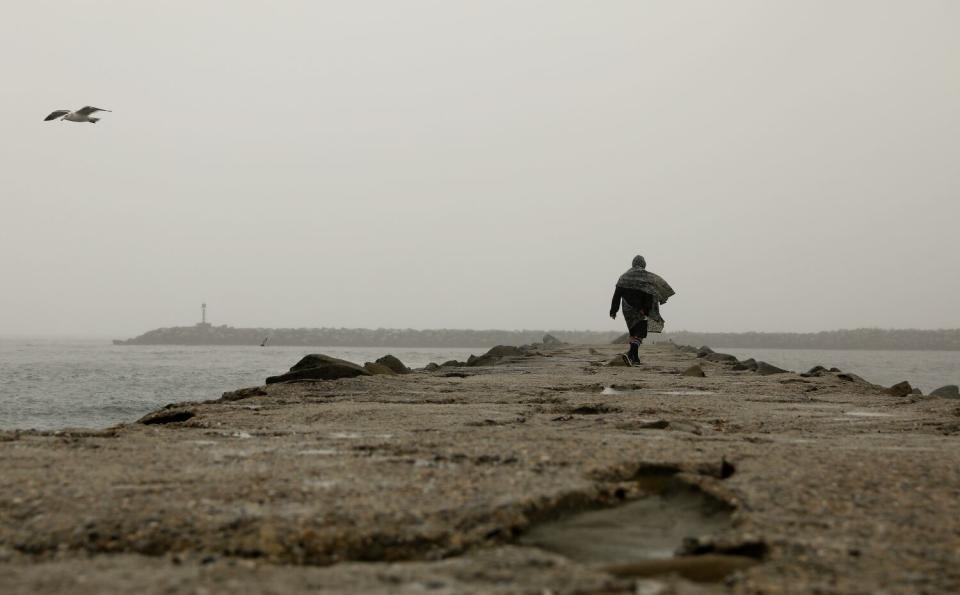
[44,106,111,123]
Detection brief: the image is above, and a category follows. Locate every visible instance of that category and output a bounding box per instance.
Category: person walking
[610,255,675,365]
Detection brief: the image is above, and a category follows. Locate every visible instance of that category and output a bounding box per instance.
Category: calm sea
[0,339,478,431]
[2,340,957,431]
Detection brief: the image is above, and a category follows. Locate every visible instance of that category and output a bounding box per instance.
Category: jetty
[2,344,958,593]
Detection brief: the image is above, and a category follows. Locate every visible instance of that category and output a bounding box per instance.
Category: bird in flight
[44,106,111,123]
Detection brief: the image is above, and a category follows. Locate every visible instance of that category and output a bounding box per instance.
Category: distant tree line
[660,328,960,351]
[114,324,622,347]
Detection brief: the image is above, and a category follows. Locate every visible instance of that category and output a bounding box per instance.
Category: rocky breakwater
[1,343,960,594]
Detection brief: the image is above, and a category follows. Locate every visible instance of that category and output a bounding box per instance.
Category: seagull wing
[75,106,111,115]
[44,110,70,121]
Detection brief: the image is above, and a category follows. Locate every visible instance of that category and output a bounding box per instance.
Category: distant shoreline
[109,325,960,351]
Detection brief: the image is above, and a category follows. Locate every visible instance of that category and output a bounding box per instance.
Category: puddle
[520,480,732,565]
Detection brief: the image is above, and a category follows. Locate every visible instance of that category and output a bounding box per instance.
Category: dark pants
[629,319,648,340]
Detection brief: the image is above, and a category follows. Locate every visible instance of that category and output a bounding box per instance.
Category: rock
[607,355,631,367]
[424,363,440,372]
[138,408,195,425]
[837,372,868,384]
[682,364,706,377]
[441,360,464,367]
[542,333,563,345]
[289,353,359,371]
[220,386,268,401]
[696,346,714,358]
[807,365,829,375]
[732,358,758,372]
[705,353,738,364]
[910,388,923,396]
[884,381,913,397]
[829,367,842,373]
[485,345,525,358]
[930,385,960,398]
[467,345,526,367]
[364,362,397,375]
[266,354,370,384]
[677,345,699,354]
[755,361,790,376]
[375,355,410,374]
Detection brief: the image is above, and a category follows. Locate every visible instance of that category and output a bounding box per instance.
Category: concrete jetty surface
[2,344,958,594]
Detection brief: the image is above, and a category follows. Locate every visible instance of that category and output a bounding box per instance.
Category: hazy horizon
[3,1,958,337]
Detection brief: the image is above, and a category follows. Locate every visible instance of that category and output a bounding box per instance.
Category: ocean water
[717,347,959,394]
[0,339,478,431]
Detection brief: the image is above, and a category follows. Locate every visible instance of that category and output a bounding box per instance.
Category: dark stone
[266,354,370,384]
[220,386,267,401]
[682,364,706,377]
[734,358,758,372]
[705,353,738,364]
[837,372,868,383]
[930,385,960,398]
[484,345,525,358]
[807,365,829,375]
[755,361,790,376]
[424,363,440,372]
[542,333,563,345]
[139,409,195,425]
[364,362,397,375]
[375,354,410,374]
[910,388,923,396]
[884,381,913,397]
[290,354,360,372]
[696,346,714,358]
[677,345,699,354]
[829,367,842,373]
[441,360,464,367]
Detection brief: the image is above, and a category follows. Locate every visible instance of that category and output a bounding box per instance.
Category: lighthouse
[200,302,210,327]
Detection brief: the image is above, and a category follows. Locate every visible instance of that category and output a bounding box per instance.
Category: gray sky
[2,1,958,337]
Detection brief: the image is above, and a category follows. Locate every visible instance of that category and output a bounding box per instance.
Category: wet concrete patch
[519,478,735,569]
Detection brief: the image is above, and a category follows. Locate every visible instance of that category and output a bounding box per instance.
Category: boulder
[930,385,960,398]
[364,362,397,375]
[485,345,525,358]
[682,364,706,377]
[884,381,913,397]
[837,372,868,384]
[807,365,829,375]
[696,346,714,358]
[705,353,738,364]
[424,363,441,372]
[289,354,359,372]
[542,333,563,345]
[732,358,758,372]
[755,361,790,376]
[138,408,195,425]
[441,360,464,367]
[375,354,409,374]
[677,345,699,354]
[266,354,370,384]
[467,345,526,367]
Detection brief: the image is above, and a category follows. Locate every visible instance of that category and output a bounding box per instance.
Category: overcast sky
[1,1,958,337]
